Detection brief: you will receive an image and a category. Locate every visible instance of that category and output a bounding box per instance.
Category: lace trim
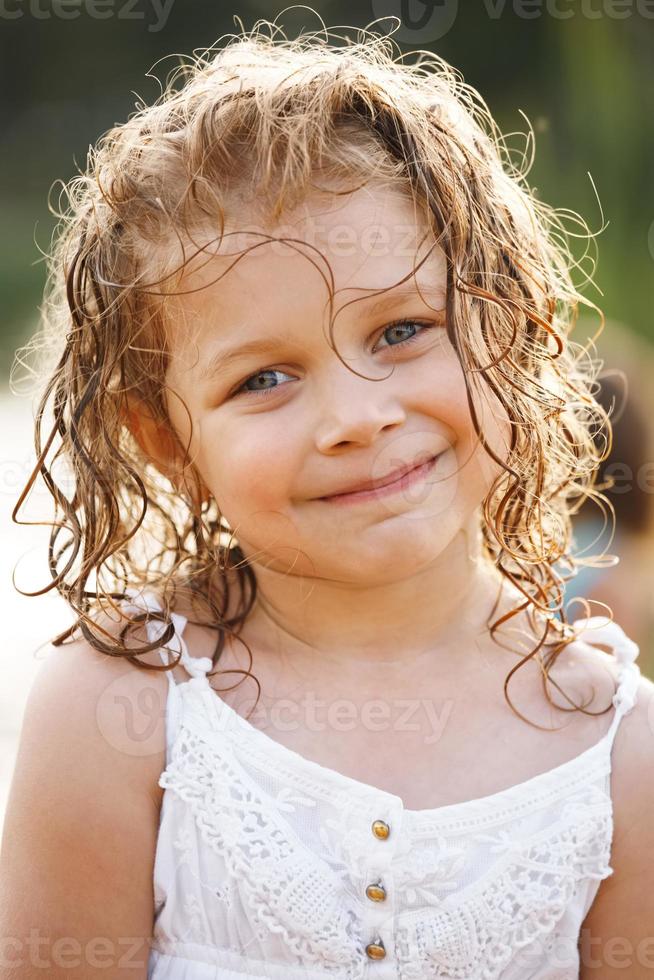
[158,718,614,979]
[394,806,613,979]
[181,681,615,834]
[158,726,365,976]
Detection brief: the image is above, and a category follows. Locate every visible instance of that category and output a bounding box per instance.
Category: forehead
[164,184,447,355]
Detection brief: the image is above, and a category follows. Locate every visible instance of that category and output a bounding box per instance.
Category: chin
[331,528,456,577]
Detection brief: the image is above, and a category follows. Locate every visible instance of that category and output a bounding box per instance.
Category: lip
[319,453,442,505]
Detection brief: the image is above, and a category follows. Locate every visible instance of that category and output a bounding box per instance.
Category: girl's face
[164,184,510,582]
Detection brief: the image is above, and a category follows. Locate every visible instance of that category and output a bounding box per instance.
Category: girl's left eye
[230,318,436,399]
[372,318,435,353]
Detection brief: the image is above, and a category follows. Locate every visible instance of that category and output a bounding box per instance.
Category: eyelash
[229,318,437,400]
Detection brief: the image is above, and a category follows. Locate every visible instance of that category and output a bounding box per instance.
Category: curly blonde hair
[12,15,618,728]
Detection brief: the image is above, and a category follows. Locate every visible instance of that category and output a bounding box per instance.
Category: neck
[225,518,545,677]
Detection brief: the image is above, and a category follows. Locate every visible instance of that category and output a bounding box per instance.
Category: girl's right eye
[231,368,295,399]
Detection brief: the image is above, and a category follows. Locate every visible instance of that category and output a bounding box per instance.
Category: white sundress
[121,588,642,980]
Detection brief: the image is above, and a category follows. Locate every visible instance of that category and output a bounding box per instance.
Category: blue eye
[231,318,436,399]
[374,318,433,352]
[234,367,296,397]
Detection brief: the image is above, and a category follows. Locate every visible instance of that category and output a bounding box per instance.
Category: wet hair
[12,14,618,729]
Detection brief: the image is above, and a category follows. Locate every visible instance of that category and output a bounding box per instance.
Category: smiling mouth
[319,452,442,505]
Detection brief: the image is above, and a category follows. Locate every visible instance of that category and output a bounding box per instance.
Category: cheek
[415,355,475,448]
[462,381,513,495]
[201,417,298,511]
[418,362,511,499]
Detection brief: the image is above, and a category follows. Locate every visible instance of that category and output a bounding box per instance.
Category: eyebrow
[195,284,446,383]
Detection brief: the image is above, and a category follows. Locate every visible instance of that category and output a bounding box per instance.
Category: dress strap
[122,586,212,680]
[122,588,213,765]
[570,615,641,750]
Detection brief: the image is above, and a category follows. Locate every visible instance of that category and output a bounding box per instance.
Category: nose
[313,367,406,452]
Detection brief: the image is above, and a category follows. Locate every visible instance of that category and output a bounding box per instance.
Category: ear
[121,394,212,508]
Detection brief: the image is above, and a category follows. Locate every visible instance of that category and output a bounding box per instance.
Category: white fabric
[121,590,641,980]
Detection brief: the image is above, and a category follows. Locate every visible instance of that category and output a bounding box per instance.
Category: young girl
[2,14,653,980]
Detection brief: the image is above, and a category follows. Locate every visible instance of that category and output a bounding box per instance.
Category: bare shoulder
[22,606,170,798]
[575,638,654,977]
[568,631,654,785]
[0,607,170,977]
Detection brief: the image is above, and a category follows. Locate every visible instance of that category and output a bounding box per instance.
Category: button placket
[361,805,402,965]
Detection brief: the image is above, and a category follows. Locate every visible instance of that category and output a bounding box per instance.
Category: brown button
[365,882,387,902]
[371,819,390,839]
[365,939,386,959]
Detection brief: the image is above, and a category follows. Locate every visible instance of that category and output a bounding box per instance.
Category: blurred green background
[1,2,653,380]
